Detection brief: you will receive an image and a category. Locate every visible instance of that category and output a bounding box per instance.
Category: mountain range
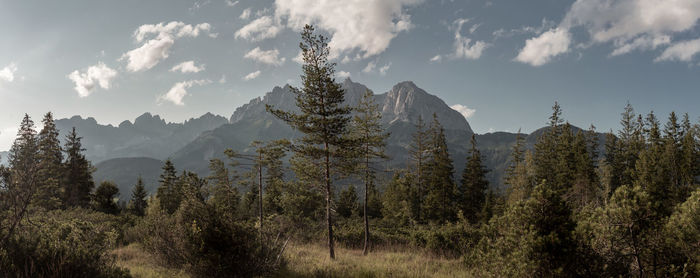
[1,79,601,200]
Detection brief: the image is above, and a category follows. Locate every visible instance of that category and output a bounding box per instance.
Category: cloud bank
[121,22,214,72]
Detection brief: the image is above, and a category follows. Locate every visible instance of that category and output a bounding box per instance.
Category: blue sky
[1,0,699,151]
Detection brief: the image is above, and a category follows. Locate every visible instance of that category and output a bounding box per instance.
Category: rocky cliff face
[377,81,473,133]
[228,78,471,133]
[55,112,228,163]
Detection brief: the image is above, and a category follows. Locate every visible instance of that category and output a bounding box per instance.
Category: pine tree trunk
[258,151,264,245]
[325,141,335,259]
[363,146,370,255]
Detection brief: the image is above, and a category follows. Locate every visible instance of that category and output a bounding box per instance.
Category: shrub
[0,208,131,278]
[139,192,285,277]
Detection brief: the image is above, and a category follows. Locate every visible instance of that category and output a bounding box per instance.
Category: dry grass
[275,242,473,278]
[111,244,190,278]
[111,242,471,278]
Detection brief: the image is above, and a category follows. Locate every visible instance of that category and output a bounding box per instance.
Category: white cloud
[611,35,671,56]
[67,62,118,97]
[158,79,211,105]
[170,61,205,73]
[219,74,227,84]
[0,63,18,82]
[450,104,476,119]
[336,71,351,79]
[240,8,251,19]
[515,28,571,66]
[379,63,391,75]
[243,70,261,81]
[226,0,239,7]
[274,0,423,58]
[655,38,700,62]
[517,0,700,65]
[430,55,442,62]
[121,22,213,72]
[362,60,376,73]
[452,18,489,60]
[244,47,286,66]
[234,16,282,42]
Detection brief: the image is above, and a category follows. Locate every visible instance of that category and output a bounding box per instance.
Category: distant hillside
[55,112,228,163]
[93,157,164,200]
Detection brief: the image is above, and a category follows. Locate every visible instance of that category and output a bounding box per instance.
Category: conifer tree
[504,129,525,186]
[349,90,389,254]
[422,114,456,223]
[566,130,597,210]
[63,127,94,208]
[1,114,40,246]
[408,115,430,222]
[207,158,239,218]
[534,102,563,188]
[157,159,180,214]
[129,177,148,216]
[35,112,63,209]
[459,134,489,224]
[267,25,351,259]
[678,113,698,199]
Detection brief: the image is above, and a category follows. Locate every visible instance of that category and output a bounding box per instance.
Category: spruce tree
[350,90,389,254]
[2,114,40,245]
[422,114,456,223]
[207,158,239,218]
[35,112,63,209]
[533,102,563,188]
[157,159,180,214]
[63,127,94,208]
[459,134,489,224]
[504,129,525,186]
[129,177,148,216]
[267,25,351,259]
[408,115,430,222]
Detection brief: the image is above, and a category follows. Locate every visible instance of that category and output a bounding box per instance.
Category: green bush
[0,209,131,278]
[139,193,284,277]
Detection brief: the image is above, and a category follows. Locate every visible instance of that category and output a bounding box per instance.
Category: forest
[1,25,699,278]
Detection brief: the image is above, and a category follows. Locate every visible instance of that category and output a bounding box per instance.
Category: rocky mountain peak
[379,81,472,133]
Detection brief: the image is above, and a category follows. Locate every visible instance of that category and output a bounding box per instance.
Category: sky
[1,0,700,151]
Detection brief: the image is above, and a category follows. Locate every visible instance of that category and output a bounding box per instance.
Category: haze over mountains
[2,79,598,199]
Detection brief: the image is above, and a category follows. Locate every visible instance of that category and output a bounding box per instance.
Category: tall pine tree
[63,127,94,208]
[349,90,389,254]
[267,25,352,259]
[422,114,456,223]
[408,115,430,222]
[459,134,489,224]
[129,177,148,216]
[157,159,180,214]
[35,112,63,209]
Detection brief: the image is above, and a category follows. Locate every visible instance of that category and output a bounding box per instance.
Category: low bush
[0,208,131,278]
[138,193,285,277]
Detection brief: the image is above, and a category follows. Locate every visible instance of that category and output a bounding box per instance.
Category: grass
[111,244,190,278]
[112,242,471,278]
[275,242,472,278]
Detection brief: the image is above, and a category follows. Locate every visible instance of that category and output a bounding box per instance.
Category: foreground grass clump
[276,243,471,278]
[112,244,189,278]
